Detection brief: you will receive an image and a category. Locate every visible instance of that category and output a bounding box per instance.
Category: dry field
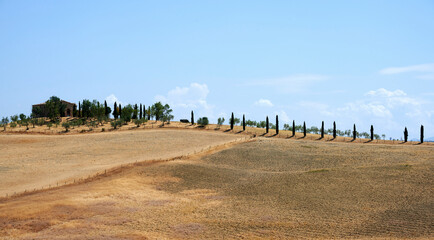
[0,130,433,239]
[0,129,242,197]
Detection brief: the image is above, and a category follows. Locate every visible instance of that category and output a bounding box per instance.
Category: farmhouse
[32,100,76,118]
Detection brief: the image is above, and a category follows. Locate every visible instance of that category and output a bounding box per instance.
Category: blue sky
[1,0,433,139]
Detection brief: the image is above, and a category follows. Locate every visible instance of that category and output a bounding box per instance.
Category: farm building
[32,100,76,118]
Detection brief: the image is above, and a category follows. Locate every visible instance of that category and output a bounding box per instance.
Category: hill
[1,133,432,239]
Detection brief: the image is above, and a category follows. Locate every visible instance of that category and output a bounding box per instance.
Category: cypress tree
[303,121,306,137]
[143,105,146,120]
[133,104,138,119]
[333,121,336,139]
[276,115,279,135]
[78,101,81,118]
[242,114,245,131]
[191,111,194,124]
[321,121,324,139]
[404,127,408,143]
[104,100,108,117]
[114,102,118,119]
[353,124,357,140]
[148,106,151,120]
[119,104,122,118]
[230,112,234,130]
[370,125,374,141]
[140,104,143,119]
[421,125,424,143]
[266,116,269,133]
[292,120,295,137]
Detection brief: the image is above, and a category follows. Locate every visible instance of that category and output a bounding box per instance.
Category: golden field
[0,123,433,239]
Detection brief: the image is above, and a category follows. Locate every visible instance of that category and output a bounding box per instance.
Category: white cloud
[254,99,273,107]
[274,110,290,122]
[154,83,214,119]
[105,94,122,106]
[366,88,406,97]
[365,88,421,108]
[379,63,434,75]
[246,74,329,93]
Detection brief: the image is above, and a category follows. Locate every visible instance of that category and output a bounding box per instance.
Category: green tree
[303,121,306,137]
[320,121,324,138]
[1,117,9,131]
[217,117,225,126]
[197,117,209,126]
[230,112,234,130]
[104,100,110,118]
[45,96,66,121]
[420,125,424,143]
[81,99,92,118]
[132,104,138,119]
[333,121,336,139]
[113,102,118,119]
[78,101,82,118]
[19,114,27,121]
[266,116,269,133]
[234,118,240,125]
[121,104,134,122]
[404,127,408,143]
[191,111,194,124]
[10,115,19,123]
[275,115,279,134]
[149,102,173,124]
[139,104,143,119]
[353,124,357,140]
[242,115,246,131]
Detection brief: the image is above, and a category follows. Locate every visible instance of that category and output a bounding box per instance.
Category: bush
[10,122,17,128]
[197,117,209,126]
[62,122,70,132]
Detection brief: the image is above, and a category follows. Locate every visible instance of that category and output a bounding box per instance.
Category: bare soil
[0,133,432,239]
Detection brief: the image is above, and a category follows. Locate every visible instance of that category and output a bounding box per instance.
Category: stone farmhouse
[32,100,76,118]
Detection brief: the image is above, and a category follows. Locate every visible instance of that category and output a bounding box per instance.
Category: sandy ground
[0,134,432,239]
[0,129,242,197]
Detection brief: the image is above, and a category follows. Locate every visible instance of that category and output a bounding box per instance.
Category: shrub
[10,122,17,128]
[46,122,52,130]
[134,118,143,127]
[197,117,209,126]
[62,122,70,132]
